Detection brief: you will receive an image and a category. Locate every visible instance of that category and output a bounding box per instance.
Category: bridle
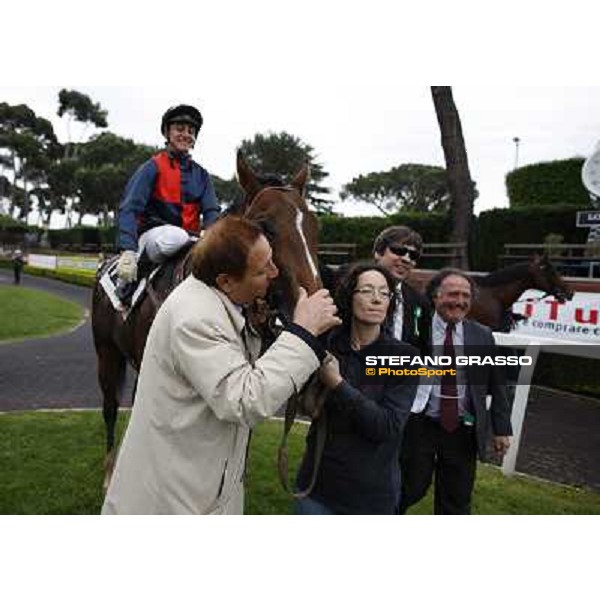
[245,185,326,497]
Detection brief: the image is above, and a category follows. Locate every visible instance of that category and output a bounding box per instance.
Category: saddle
[98,243,195,318]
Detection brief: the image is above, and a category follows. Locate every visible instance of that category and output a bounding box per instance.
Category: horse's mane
[474,262,530,287]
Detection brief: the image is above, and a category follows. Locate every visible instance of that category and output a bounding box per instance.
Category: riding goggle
[389,245,420,262]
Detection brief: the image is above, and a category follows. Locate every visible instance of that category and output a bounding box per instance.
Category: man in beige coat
[102,216,341,515]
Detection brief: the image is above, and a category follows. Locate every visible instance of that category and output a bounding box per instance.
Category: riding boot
[115,280,137,307]
[137,250,154,283]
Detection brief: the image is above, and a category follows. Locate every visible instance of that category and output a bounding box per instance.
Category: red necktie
[440,323,459,432]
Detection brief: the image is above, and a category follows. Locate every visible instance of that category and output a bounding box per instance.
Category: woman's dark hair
[335,261,397,327]
[191,215,264,286]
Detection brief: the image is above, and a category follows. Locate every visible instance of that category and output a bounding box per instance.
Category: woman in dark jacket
[295,262,419,514]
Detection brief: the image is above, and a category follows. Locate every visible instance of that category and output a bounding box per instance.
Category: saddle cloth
[99,257,160,318]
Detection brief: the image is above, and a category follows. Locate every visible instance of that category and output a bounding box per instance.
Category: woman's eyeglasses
[354,286,393,300]
[388,245,420,262]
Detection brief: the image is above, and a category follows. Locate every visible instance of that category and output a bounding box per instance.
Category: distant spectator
[12,249,25,285]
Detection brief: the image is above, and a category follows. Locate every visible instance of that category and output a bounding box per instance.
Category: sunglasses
[388,245,420,262]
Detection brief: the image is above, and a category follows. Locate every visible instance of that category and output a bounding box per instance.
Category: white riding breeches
[138,225,191,263]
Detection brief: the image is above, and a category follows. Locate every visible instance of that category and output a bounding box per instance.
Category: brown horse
[91,151,321,487]
[469,254,574,331]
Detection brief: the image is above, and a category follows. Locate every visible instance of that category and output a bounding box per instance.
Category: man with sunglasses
[373,225,431,355]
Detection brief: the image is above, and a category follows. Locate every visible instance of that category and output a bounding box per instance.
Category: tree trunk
[431,86,473,269]
[22,164,29,225]
[65,199,73,228]
[8,151,18,216]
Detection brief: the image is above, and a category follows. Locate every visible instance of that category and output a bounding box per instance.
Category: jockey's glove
[117,250,138,283]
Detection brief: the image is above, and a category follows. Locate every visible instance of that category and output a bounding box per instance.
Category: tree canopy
[341,163,472,215]
[238,131,333,213]
[57,89,108,130]
[0,102,60,221]
[0,93,157,227]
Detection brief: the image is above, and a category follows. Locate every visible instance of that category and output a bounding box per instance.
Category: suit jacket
[454,319,513,460]
[399,282,432,355]
[102,276,320,515]
[384,281,432,357]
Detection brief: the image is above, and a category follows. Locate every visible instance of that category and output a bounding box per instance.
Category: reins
[267,301,328,499]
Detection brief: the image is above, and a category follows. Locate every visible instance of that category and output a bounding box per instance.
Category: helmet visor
[166,114,200,132]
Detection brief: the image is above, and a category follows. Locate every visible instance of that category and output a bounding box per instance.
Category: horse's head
[528,254,574,303]
[236,151,321,323]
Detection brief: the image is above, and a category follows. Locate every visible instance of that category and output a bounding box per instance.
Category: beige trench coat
[102,276,319,515]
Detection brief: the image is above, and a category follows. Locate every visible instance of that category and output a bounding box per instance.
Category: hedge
[0,215,29,232]
[319,212,452,261]
[506,158,591,208]
[471,205,589,271]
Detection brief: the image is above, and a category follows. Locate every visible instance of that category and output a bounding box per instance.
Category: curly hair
[426,268,477,303]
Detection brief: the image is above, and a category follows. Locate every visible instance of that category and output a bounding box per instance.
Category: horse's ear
[236,150,261,198]
[291,160,311,195]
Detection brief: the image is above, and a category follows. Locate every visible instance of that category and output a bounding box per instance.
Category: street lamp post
[513,137,521,170]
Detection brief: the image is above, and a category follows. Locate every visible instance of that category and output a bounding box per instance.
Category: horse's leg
[96,342,127,492]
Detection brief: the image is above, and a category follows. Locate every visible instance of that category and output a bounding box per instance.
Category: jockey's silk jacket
[117,150,221,251]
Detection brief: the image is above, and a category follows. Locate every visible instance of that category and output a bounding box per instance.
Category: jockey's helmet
[161,105,203,137]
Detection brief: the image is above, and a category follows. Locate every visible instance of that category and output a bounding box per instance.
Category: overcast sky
[4,85,600,220]
[3,2,600,222]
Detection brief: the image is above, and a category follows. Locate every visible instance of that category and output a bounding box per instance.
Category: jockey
[116,104,221,304]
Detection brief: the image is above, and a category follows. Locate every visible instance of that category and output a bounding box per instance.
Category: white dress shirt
[392,282,404,341]
[410,312,468,415]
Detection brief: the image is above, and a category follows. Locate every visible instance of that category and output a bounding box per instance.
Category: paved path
[1,271,598,491]
[516,387,600,491]
[0,271,134,411]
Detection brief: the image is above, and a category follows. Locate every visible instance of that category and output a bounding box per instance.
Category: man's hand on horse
[117,250,138,283]
[493,436,511,459]
[319,352,343,390]
[293,287,341,337]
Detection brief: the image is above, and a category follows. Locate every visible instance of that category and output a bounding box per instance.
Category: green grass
[0,411,122,514]
[246,421,600,515]
[0,412,598,515]
[0,286,84,341]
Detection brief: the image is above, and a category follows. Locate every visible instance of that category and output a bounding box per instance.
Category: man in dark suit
[373,226,431,355]
[399,268,513,514]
